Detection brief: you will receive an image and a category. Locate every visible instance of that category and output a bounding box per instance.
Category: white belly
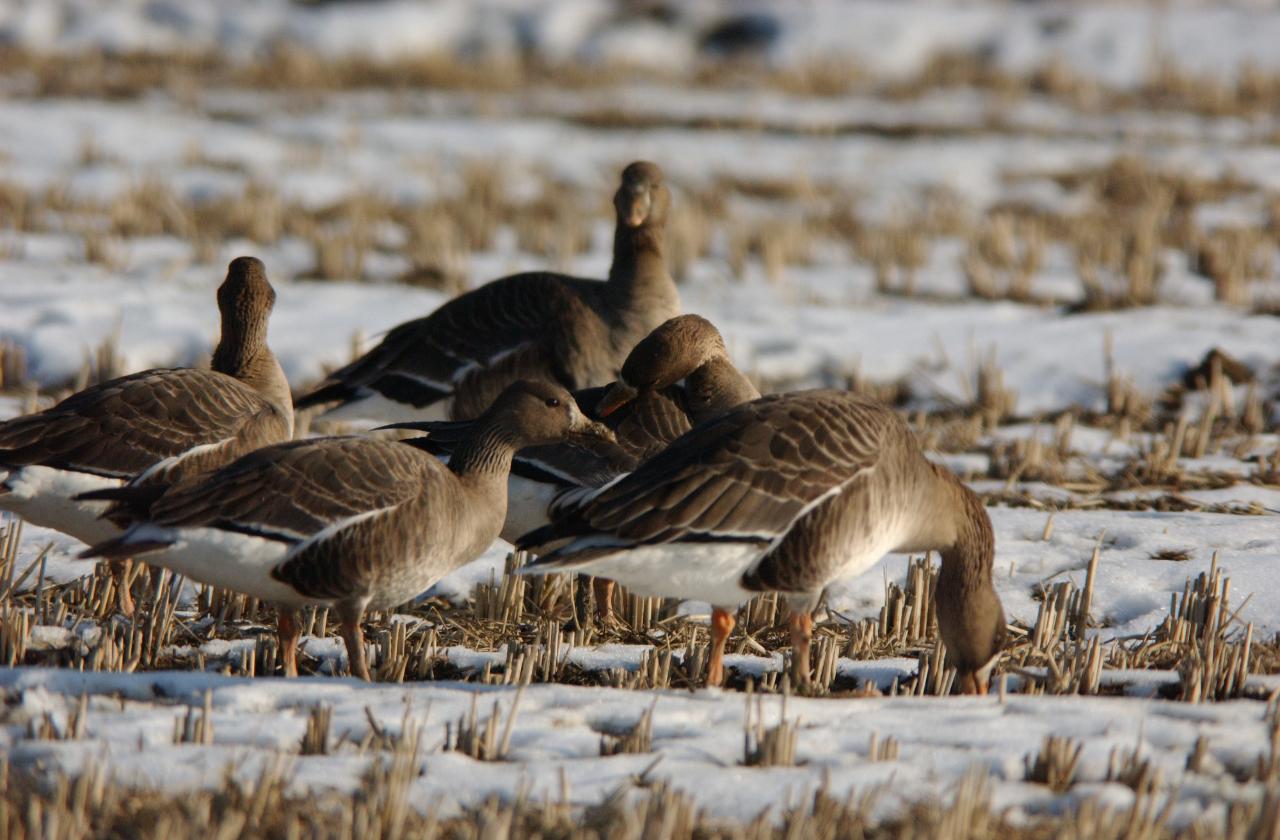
[499,476,557,544]
[0,466,123,545]
[122,524,309,606]
[530,541,762,608]
[320,392,451,424]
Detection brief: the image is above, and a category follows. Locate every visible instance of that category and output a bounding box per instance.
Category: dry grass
[10,752,1280,840]
[17,522,1276,704]
[1024,735,1083,793]
[597,699,656,757]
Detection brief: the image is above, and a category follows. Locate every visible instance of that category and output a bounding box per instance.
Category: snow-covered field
[3,0,1280,835]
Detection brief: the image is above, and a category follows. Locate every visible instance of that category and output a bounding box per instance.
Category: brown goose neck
[685,357,761,423]
[934,472,995,592]
[448,423,519,481]
[212,319,292,429]
[211,312,269,380]
[608,222,674,306]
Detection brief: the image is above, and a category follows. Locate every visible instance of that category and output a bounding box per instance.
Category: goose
[387,314,760,620]
[82,380,611,681]
[0,257,293,614]
[517,390,1006,692]
[295,161,681,423]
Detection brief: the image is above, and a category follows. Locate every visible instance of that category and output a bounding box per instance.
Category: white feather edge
[118,502,403,606]
[131,437,235,484]
[322,340,537,422]
[523,468,875,604]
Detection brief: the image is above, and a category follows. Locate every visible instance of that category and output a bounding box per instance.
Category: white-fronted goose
[295,161,681,423]
[82,381,609,681]
[390,315,759,539]
[389,315,760,620]
[518,390,1006,692]
[0,257,293,613]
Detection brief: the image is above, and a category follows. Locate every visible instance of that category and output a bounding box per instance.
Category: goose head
[489,380,616,448]
[615,161,669,230]
[598,314,727,416]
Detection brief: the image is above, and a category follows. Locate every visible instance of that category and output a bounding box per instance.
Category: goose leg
[707,607,735,687]
[277,608,301,678]
[962,672,988,696]
[592,577,615,623]
[337,604,370,681]
[109,558,135,617]
[787,611,813,688]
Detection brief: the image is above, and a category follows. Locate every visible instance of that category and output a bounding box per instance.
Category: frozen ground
[5,667,1280,828]
[2,0,1280,830]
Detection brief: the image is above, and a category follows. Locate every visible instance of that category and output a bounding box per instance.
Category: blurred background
[0,0,1278,414]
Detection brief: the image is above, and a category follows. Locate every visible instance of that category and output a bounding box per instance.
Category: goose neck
[608,222,676,310]
[448,424,519,482]
[934,473,995,593]
[212,323,293,432]
[685,357,761,423]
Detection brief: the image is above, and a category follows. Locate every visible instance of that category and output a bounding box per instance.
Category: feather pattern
[531,391,900,553]
[295,162,681,422]
[0,368,287,480]
[519,387,1008,689]
[0,257,293,545]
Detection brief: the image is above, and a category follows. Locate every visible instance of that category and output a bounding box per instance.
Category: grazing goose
[517,390,1006,692]
[0,257,293,614]
[387,315,760,620]
[83,381,610,681]
[295,161,681,423]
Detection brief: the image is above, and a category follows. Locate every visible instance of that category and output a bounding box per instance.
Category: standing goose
[295,161,681,423]
[517,390,1006,692]
[82,381,609,681]
[387,315,760,620]
[0,257,293,614]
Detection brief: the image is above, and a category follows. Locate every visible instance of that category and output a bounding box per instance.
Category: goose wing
[525,391,899,554]
[148,437,431,544]
[0,368,282,479]
[295,273,598,413]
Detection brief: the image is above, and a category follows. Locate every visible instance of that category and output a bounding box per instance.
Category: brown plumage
[385,314,760,620]
[519,389,1006,691]
[295,161,681,423]
[0,256,293,615]
[83,380,611,681]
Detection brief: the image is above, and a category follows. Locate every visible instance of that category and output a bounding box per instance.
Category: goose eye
[545,398,560,408]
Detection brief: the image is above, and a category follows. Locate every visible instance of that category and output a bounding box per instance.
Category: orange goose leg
[592,577,615,623]
[109,558,135,617]
[788,611,814,688]
[277,609,301,677]
[707,607,735,687]
[338,604,371,681]
[962,672,989,696]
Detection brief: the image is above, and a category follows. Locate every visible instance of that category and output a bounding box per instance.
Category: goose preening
[387,315,758,539]
[295,161,681,423]
[386,314,760,620]
[82,380,611,681]
[0,257,293,614]
[517,390,1006,692]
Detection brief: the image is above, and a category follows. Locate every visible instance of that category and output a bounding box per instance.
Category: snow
[2,667,1277,825]
[3,0,1280,827]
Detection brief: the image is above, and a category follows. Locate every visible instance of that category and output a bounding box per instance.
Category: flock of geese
[0,162,1005,693]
